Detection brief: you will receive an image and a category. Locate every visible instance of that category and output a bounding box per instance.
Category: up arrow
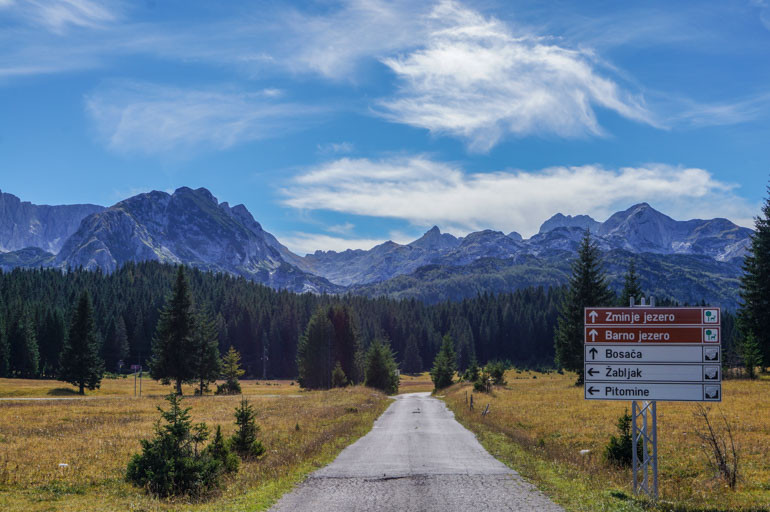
[587,386,599,396]
[588,329,598,342]
[588,310,598,323]
[589,347,598,360]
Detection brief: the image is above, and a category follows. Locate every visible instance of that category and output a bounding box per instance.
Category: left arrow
[587,386,599,396]
[587,367,599,377]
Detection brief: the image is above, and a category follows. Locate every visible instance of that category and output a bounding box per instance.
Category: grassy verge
[0,381,390,511]
[442,370,770,512]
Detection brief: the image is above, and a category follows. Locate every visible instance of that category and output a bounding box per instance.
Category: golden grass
[397,372,434,394]
[443,370,770,511]
[0,377,303,398]
[0,379,390,512]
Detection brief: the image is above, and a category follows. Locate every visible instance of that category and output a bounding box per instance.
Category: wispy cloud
[326,222,356,235]
[2,0,119,33]
[85,81,322,155]
[377,1,656,151]
[282,156,756,237]
[317,141,355,155]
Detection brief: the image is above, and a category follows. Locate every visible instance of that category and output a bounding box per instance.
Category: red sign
[585,307,720,326]
[585,326,720,344]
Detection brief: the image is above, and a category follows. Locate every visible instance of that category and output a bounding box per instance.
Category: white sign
[585,344,720,364]
[584,363,721,383]
[585,383,721,402]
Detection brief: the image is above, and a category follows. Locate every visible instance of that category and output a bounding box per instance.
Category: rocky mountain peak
[539,213,600,234]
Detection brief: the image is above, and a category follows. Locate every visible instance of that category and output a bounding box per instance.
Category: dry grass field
[0,378,390,512]
[443,370,770,512]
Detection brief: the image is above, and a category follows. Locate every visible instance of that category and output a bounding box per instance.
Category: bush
[604,410,641,467]
[230,398,266,459]
[331,361,348,388]
[126,394,225,497]
[204,426,239,474]
[215,380,241,395]
[486,360,507,385]
[464,359,480,382]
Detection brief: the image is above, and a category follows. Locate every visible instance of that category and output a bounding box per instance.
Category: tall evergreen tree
[10,308,39,378]
[738,182,770,367]
[619,260,643,307]
[217,346,244,395]
[60,291,104,394]
[192,309,221,395]
[0,307,9,378]
[328,306,360,384]
[150,266,196,395]
[402,335,423,374]
[38,308,66,377]
[104,315,130,373]
[554,231,614,384]
[430,334,457,390]
[296,309,334,389]
[364,340,399,395]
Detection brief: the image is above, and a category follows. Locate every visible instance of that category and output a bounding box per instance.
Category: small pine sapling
[230,398,266,459]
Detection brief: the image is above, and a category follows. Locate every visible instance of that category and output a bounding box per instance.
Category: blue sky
[1,0,769,255]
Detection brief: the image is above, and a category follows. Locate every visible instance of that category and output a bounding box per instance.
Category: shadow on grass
[47,388,80,396]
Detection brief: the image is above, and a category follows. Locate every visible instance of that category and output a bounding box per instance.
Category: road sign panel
[584,363,721,383]
[585,326,719,343]
[584,383,721,402]
[585,344,720,364]
[584,307,720,325]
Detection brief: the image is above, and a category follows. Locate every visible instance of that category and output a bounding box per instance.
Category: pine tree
[738,183,770,368]
[60,291,104,394]
[331,361,348,387]
[430,334,457,390]
[296,309,334,389]
[402,335,423,375]
[619,259,643,307]
[364,340,399,395]
[0,309,9,378]
[192,309,221,395]
[104,315,130,373]
[230,398,265,459]
[741,332,762,379]
[554,231,614,384]
[150,266,196,395]
[216,346,244,395]
[10,308,39,378]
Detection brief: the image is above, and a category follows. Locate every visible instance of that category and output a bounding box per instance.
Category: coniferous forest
[0,260,741,381]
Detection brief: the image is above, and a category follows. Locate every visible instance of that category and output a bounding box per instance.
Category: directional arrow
[587,386,599,396]
[588,329,598,342]
[589,347,598,360]
[587,367,599,377]
[588,310,598,323]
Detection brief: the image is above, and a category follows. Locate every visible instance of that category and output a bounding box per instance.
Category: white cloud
[326,222,356,235]
[671,92,770,127]
[282,156,756,237]
[377,1,655,151]
[317,141,355,155]
[85,82,321,155]
[7,0,118,33]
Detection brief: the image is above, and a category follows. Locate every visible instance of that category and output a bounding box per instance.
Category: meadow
[0,378,390,512]
[442,370,770,512]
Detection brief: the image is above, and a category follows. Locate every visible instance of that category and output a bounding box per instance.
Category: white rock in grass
[579,449,591,456]
[58,463,69,468]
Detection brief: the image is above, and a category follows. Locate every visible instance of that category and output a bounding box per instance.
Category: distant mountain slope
[54,187,339,293]
[0,247,55,271]
[354,250,744,308]
[298,203,752,287]
[0,189,104,253]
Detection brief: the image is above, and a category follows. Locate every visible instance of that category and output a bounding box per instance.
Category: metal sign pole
[631,297,658,501]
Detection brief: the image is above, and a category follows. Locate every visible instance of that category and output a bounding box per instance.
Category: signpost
[131,364,142,397]
[584,301,722,500]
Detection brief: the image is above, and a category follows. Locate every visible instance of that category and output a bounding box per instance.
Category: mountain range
[0,187,753,307]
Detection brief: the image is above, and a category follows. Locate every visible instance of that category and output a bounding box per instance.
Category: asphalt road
[269,392,564,512]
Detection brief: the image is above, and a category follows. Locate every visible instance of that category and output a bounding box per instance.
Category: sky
[1,0,769,255]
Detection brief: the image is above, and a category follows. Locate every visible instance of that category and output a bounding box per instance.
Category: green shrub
[126,394,224,497]
[331,361,348,387]
[604,410,642,467]
[487,360,507,385]
[204,426,239,474]
[214,380,241,395]
[231,398,266,459]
